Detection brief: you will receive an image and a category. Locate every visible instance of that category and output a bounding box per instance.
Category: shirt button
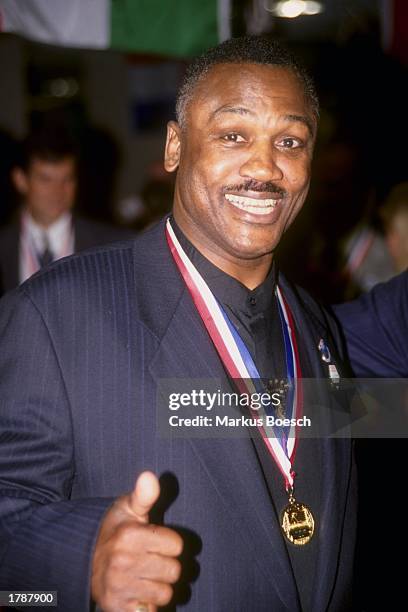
[249,297,257,306]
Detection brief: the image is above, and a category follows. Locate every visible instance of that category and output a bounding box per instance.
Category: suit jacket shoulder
[73,215,136,252]
[332,271,408,376]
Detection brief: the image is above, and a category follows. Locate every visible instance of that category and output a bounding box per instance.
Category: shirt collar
[23,210,72,255]
[170,216,276,315]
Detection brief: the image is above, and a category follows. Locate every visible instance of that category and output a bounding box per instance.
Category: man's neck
[172,217,273,290]
[23,209,72,234]
[24,206,69,229]
[26,213,54,229]
[201,249,272,290]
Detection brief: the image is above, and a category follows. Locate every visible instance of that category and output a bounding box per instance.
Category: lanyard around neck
[166,219,303,489]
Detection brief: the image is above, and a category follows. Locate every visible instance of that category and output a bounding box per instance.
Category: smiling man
[0,37,356,611]
[167,59,316,289]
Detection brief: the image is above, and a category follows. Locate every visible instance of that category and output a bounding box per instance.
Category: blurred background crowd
[0,2,407,609]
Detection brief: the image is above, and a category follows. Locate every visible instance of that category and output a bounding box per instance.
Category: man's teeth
[224,193,279,214]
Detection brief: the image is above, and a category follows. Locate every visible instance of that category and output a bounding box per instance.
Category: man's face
[166,63,316,266]
[13,156,77,226]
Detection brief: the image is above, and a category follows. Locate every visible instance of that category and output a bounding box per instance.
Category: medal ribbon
[166,219,303,488]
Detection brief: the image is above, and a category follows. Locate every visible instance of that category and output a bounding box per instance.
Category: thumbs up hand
[91,472,183,612]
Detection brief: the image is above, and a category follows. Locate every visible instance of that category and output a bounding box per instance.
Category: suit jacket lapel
[279,275,352,611]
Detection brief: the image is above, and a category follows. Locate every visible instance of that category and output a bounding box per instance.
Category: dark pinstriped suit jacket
[333,270,408,377]
[0,218,356,611]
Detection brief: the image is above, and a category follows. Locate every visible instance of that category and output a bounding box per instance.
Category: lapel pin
[318,338,331,363]
[318,339,340,386]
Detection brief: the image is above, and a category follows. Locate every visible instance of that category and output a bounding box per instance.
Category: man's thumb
[129,471,160,523]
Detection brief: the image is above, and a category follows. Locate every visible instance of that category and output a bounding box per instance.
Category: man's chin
[221,238,276,263]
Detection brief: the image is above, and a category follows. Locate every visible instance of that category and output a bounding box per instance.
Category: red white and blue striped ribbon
[166,219,303,488]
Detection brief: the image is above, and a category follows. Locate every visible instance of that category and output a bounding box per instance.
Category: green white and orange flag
[0,0,231,57]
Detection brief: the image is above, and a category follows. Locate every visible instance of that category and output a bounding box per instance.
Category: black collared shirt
[171,218,320,611]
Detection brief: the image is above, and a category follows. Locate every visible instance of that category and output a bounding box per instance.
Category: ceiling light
[270,0,324,18]
[277,0,305,18]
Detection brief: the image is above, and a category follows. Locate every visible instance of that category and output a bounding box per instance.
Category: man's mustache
[222,180,286,197]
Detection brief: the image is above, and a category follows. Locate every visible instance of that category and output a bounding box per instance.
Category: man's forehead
[199,61,293,87]
[191,63,304,107]
[29,156,76,170]
[186,63,313,128]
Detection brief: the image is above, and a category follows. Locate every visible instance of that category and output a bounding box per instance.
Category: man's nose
[239,143,283,182]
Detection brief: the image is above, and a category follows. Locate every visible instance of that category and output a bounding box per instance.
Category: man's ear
[164,121,181,173]
[11,167,28,195]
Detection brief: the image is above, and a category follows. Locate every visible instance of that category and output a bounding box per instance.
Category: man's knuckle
[107,550,131,572]
[174,533,184,555]
[115,520,140,541]
[168,558,182,582]
[99,592,119,612]
[156,583,173,605]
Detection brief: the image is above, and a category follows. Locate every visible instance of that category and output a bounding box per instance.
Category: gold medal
[281,489,315,546]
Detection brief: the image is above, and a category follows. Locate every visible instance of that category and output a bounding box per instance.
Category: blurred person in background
[341,181,408,300]
[131,160,175,232]
[380,182,408,274]
[0,125,134,296]
[341,220,395,297]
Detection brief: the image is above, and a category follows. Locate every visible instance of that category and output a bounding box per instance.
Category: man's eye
[278,137,302,149]
[222,133,245,143]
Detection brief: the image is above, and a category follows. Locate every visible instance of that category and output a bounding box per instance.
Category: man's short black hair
[19,125,79,171]
[176,35,319,128]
